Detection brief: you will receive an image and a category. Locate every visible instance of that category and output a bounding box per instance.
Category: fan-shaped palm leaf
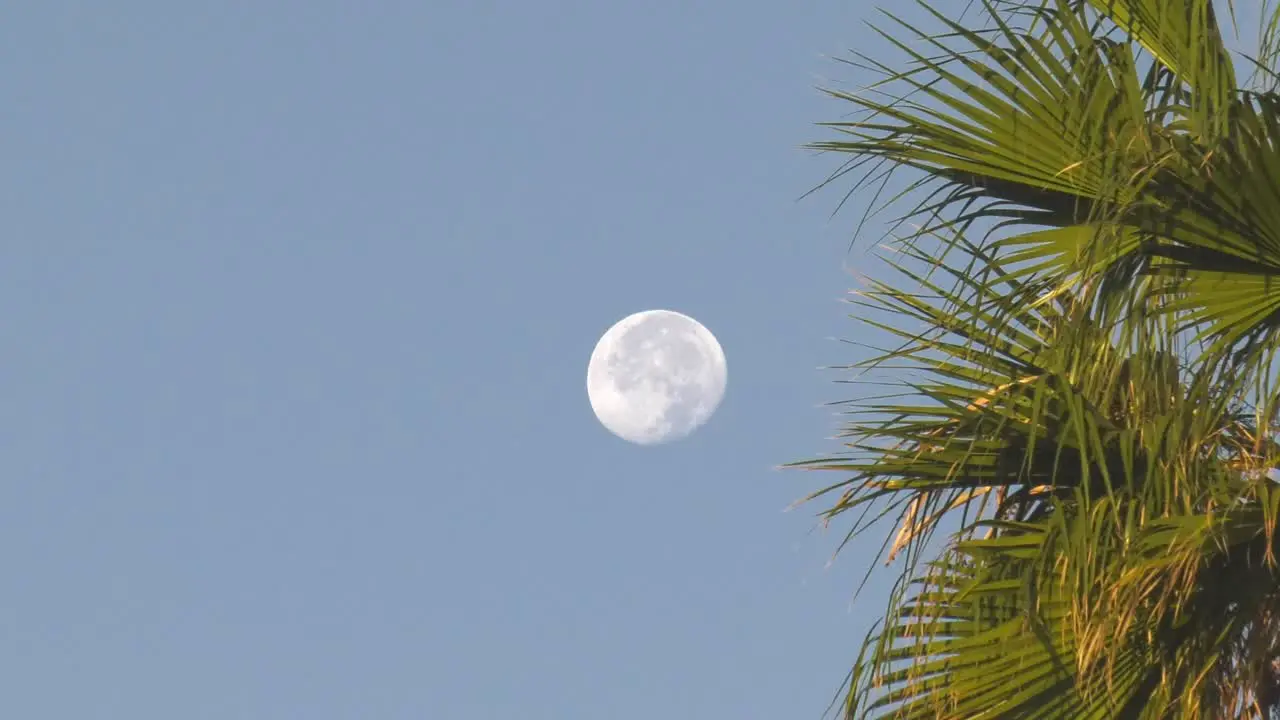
[799,236,1280,717]
[801,0,1280,716]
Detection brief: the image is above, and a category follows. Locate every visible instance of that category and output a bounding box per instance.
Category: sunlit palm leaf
[803,240,1280,717]
[1078,0,1236,138]
[802,1,1280,716]
[812,0,1280,387]
[850,493,1280,718]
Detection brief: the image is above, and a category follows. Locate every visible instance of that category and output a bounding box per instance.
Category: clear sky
[0,2,949,718]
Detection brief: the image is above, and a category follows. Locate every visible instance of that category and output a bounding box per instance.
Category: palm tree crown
[799,1,1280,717]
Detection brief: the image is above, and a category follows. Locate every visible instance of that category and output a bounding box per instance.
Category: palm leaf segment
[801,0,1280,716]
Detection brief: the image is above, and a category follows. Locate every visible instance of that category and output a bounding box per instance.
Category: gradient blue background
[0,1,1046,718]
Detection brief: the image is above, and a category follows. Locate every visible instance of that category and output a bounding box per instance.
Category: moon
[586,309,727,445]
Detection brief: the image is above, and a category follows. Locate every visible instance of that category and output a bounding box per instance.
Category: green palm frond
[812,1,1152,240]
[794,232,1200,561]
[1078,0,1236,138]
[811,0,1280,388]
[802,239,1280,718]
[849,493,1280,719]
[800,1,1280,716]
[847,519,1145,719]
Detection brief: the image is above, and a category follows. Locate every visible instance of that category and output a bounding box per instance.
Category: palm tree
[798,0,1280,717]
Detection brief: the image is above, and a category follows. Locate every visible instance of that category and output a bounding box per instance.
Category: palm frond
[805,241,1280,718]
[801,1,1280,716]
[812,0,1280,389]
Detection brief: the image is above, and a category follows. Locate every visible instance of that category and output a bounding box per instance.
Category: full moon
[586,310,727,445]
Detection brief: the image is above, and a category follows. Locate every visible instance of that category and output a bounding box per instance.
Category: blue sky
[0,2,980,718]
